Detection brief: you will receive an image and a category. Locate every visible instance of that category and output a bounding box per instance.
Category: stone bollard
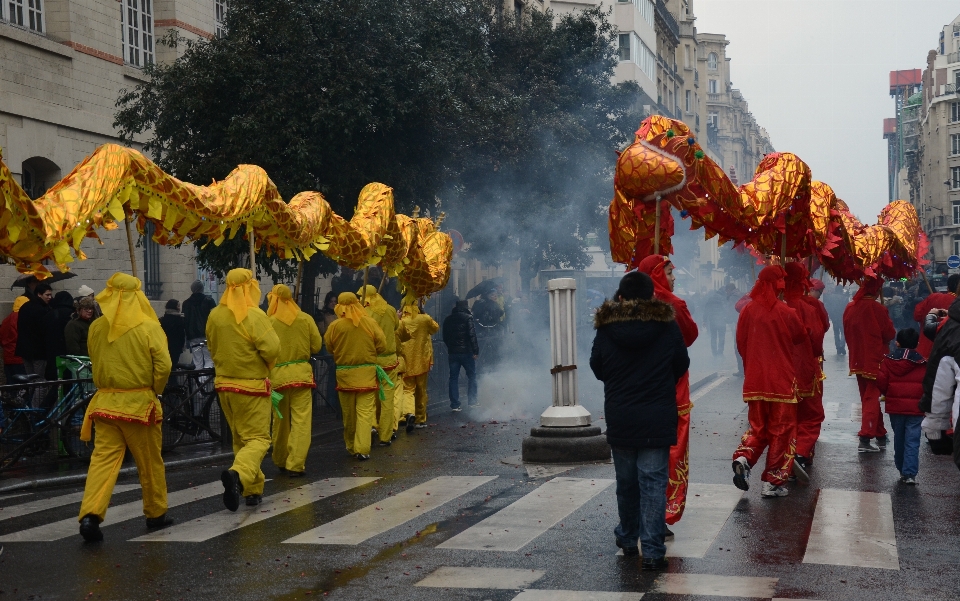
[521,278,610,463]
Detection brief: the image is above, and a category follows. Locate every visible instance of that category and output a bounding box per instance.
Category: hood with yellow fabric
[267,283,300,326]
[95,272,158,342]
[219,268,261,324]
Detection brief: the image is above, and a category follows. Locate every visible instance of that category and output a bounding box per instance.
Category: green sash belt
[275,359,309,368]
[336,363,395,400]
[270,390,284,420]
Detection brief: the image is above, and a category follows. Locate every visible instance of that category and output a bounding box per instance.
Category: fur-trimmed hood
[593,298,676,329]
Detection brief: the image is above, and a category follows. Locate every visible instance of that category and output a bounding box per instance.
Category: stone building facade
[0,0,227,310]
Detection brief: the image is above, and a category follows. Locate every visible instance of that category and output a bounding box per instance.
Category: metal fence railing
[0,355,343,476]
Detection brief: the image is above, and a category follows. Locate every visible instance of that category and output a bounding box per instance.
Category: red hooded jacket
[784,264,827,395]
[876,348,926,416]
[736,266,807,403]
[912,291,955,358]
[637,255,698,347]
[843,280,896,379]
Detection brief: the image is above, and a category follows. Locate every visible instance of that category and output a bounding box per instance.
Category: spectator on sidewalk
[16,283,52,407]
[159,299,186,367]
[44,291,76,366]
[1,296,29,379]
[182,280,216,370]
[877,328,926,485]
[442,299,480,410]
[590,271,689,571]
[64,297,98,357]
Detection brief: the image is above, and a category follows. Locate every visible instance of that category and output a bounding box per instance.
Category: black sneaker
[732,457,751,491]
[615,539,639,556]
[378,440,392,447]
[245,494,262,507]
[221,469,241,512]
[858,437,880,453]
[145,514,174,530]
[405,414,416,433]
[391,431,398,441]
[79,514,103,542]
[641,557,669,571]
[792,458,809,484]
[876,436,888,450]
[287,470,305,478]
[355,453,370,461]
[664,526,675,540]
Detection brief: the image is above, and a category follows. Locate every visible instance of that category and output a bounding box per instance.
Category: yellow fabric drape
[335,292,376,337]
[95,272,158,343]
[266,283,300,326]
[12,296,28,312]
[219,268,261,324]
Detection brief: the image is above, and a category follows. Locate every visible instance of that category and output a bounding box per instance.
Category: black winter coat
[590,298,690,448]
[15,297,50,361]
[443,307,480,355]
[43,293,76,366]
[182,292,216,340]
[160,313,187,366]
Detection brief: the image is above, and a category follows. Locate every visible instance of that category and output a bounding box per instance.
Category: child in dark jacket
[877,328,926,484]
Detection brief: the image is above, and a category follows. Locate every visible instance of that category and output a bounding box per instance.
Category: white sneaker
[900,476,917,485]
[732,456,751,491]
[761,481,789,498]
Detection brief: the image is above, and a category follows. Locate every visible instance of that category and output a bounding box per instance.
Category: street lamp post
[521,278,610,463]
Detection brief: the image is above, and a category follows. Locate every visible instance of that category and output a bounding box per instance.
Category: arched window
[708,52,718,71]
[20,157,61,199]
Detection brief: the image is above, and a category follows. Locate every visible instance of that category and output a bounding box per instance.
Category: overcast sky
[693,0,959,221]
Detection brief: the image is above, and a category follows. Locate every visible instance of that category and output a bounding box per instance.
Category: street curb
[689,371,720,393]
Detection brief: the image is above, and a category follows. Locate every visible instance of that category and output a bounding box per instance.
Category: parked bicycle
[0,355,95,470]
[160,366,222,449]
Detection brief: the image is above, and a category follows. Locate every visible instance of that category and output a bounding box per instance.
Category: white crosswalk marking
[664,483,743,558]
[415,567,545,589]
[823,401,840,421]
[438,477,614,552]
[512,591,643,601]
[283,475,495,545]
[0,485,140,522]
[133,477,378,543]
[803,488,899,570]
[0,481,221,542]
[691,376,728,402]
[651,573,778,598]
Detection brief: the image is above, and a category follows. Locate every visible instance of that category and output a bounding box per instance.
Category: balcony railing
[654,0,679,42]
[944,83,957,95]
[949,51,960,64]
[707,93,723,102]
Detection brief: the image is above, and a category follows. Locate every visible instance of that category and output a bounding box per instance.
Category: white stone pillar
[540,278,591,427]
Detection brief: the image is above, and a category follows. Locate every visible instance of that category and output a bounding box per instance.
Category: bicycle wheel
[0,414,32,469]
[59,393,94,459]
[160,388,188,449]
[195,391,223,443]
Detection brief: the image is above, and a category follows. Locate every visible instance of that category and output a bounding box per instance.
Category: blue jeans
[611,446,670,559]
[448,353,477,408]
[889,413,923,477]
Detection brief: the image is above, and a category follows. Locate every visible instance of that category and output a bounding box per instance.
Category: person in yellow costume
[357,284,401,445]
[266,284,322,476]
[206,268,280,511]
[325,292,387,460]
[397,302,439,432]
[77,273,173,542]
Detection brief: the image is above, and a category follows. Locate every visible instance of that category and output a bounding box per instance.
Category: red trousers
[856,375,887,438]
[796,386,824,459]
[733,400,798,486]
[666,373,690,525]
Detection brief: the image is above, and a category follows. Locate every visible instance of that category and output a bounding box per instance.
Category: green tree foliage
[114,0,642,287]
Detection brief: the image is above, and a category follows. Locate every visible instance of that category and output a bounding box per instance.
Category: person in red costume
[731,265,806,498]
[784,264,829,473]
[911,274,958,358]
[843,277,896,453]
[638,255,698,533]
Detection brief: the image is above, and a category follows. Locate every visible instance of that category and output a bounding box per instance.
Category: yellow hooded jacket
[325,314,387,392]
[358,286,401,370]
[269,311,322,391]
[206,304,281,396]
[399,308,439,377]
[81,274,172,441]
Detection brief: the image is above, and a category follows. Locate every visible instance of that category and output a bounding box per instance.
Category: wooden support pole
[294,260,304,304]
[361,266,370,304]
[653,199,662,256]
[919,269,934,294]
[248,223,256,274]
[124,215,138,279]
[378,272,388,294]
[781,230,788,264]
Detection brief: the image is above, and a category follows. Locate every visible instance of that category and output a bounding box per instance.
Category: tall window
[708,79,718,94]
[637,0,653,28]
[708,52,718,71]
[707,112,718,127]
[685,89,691,112]
[638,38,655,80]
[952,133,960,156]
[122,0,154,67]
[954,235,960,257]
[7,0,44,33]
[684,45,690,68]
[953,166,960,189]
[953,202,960,225]
[618,33,632,62]
[952,102,960,123]
[215,0,227,38]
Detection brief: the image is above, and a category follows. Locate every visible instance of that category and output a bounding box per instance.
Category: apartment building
[0,0,227,305]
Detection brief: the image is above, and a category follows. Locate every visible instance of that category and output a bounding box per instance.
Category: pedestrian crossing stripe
[133,477,378,543]
[0,481,222,542]
[283,475,496,545]
[650,573,778,598]
[438,477,614,552]
[0,484,140,522]
[803,489,898,570]
[511,592,642,601]
[414,566,546,589]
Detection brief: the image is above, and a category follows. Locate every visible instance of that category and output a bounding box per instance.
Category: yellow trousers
[271,387,313,473]
[219,391,270,496]
[406,373,429,424]
[339,390,376,455]
[392,373,410,430]
[375,366,399,443]
[78,418,167,522]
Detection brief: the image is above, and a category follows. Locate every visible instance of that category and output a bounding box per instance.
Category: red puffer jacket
[877,348,926,416]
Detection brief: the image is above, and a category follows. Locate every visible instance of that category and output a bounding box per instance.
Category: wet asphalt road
[1,331,960,601]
